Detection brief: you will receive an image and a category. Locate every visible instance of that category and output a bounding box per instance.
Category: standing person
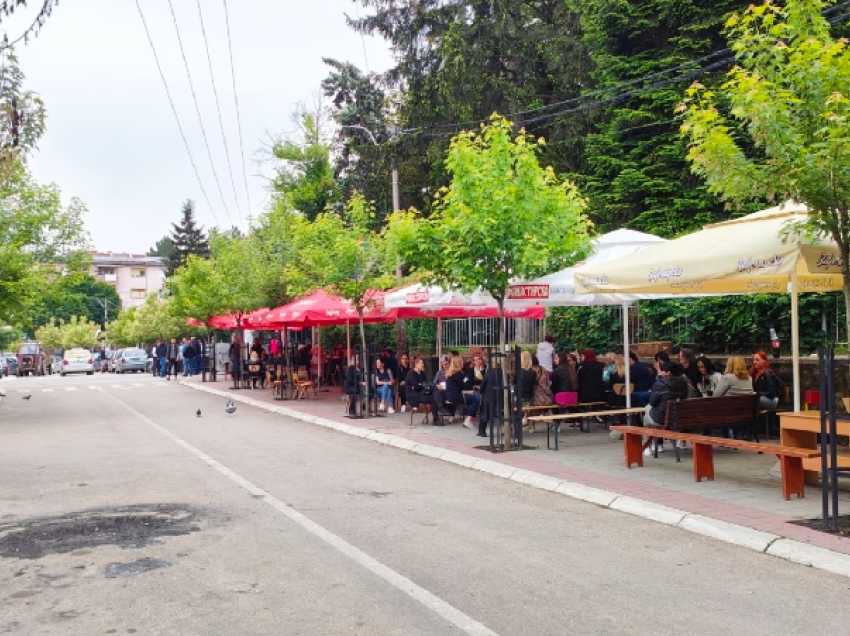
[344,355,362,416]
[518,351,536,406]
[270,333,281,358]
[151,340,160,377]
[166,338,180,380]
[229,338,242,385]
[183,339,197,378]
[536,334,555,374]
[551,351,575,395]
[156,339,168,378]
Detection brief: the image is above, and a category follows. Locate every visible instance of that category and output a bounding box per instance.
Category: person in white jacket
[536,335,555,374]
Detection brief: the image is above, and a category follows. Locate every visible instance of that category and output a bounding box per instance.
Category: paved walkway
[185,376,850,557]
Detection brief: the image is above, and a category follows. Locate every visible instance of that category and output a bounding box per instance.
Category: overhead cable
[134,0,218,224]
[195,0,244,229]
[221,0,252,221]
[166,0,233,228]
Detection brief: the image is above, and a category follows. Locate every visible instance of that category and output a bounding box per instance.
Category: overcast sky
[7,0,394,253]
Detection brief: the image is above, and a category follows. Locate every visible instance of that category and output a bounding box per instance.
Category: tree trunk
[843,274,850,351]
[498,299,512,451]
[359,309,369,418]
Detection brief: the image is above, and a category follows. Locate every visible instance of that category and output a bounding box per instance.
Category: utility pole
[342,124,406,355]
[93,298,109,323]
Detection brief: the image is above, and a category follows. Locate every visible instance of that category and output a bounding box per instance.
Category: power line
[165,0,233,228]
[221,0,252,221]
[403,0,850,137]
[194,0,243,230]
[133,0,218,224]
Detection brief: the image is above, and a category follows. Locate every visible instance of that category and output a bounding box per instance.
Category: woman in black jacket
[578,349,607,404]
[344,357,362,416]
[551,351,575,395]
[445,356,479,429]
[518,351,536,403]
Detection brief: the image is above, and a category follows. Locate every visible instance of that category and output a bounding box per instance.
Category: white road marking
[101,391,499,636]
[89,386,99,390]
[65,387,78,392]
[42,389,53,393]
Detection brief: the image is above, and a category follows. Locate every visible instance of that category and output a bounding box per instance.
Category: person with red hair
[750,351,781,411]
[578,348,607,404]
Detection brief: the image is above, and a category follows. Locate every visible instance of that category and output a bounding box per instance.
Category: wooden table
[528,407,646,450]
[780,411,850,485]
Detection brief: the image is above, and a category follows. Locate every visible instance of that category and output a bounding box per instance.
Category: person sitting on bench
[643,362,689,457]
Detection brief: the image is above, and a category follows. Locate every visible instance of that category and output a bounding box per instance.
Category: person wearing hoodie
[643,362,690,456]
[577,349,607,404]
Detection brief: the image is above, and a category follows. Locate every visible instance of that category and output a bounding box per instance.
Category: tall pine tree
[167,199,210,275]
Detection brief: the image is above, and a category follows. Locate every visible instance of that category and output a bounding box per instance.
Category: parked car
[5,356,18,377]
[60,348,94,376]
[100,350,114,373]
[115,348,148,374]
[108,349,123,373]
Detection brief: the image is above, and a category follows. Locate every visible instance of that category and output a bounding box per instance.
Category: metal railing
[441,318,544,349]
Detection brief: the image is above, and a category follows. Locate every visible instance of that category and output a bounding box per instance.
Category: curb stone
[182,380,850,580]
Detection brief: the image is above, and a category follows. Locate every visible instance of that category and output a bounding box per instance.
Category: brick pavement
[187,376,850,556]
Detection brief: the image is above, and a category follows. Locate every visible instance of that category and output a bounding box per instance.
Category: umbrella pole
[437,317,442,361]
[346,321,351,360]
[791,268,801,411]
[623,302,631,409]
[317,326,323,391]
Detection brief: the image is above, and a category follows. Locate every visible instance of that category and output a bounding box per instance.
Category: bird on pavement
[196,409,201,418]
[225,399,236,414]
[22,394,31,401]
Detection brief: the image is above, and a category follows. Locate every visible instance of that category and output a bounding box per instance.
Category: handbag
[554,391,578,406]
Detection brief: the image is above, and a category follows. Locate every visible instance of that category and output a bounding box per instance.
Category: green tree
[390,116,591,351]
[168,233,265,326]
[35,316,99,350]
[26,274,121,331]
[167,199,210,275]
[680,0,850,343]
[270,104,339,221]
[298,193,395,407]
[147,235,176,261]
[105,308,137,347]
[129,295,184,344]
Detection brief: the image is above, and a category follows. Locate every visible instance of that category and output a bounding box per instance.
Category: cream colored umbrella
[574,201,844,410]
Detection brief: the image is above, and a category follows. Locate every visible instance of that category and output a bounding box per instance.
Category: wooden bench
[663,394,762,440]
[611,425,821,500]
[529,407,646,450]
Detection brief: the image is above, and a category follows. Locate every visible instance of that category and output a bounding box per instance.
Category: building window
[131,267,146,278]
[97,267,116,276]
[130,289,146,300]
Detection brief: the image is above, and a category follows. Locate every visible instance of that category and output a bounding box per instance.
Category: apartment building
[92,252,167,309]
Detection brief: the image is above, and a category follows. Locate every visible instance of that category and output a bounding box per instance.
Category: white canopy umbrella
[574,201,844,410]
[505,229,670,408]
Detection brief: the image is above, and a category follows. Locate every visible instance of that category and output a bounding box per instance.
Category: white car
[60,348,95,376]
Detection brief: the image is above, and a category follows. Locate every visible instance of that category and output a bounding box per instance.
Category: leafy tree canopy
[680,0,850,341]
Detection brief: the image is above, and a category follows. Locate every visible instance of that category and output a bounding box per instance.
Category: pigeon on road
[196,409,201,418]
[22,394,31,401]
[225,399,236,414]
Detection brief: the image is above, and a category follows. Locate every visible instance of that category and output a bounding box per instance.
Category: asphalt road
[2,372,850,635]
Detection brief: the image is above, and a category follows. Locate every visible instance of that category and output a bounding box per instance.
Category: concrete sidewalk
[182,375,850,574]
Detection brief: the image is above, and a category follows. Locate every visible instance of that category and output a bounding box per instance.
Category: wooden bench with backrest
[610,425,821,500]
[663,394,762,440]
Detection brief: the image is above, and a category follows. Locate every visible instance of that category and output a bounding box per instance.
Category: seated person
[695,356,722,396]
[375,358,395,413]
[445,355,479,429]
[405,358,432,415]
[643,362,689,456]
[750,351,781,411]
[713,356,755,397]
[577,349,607,404]
[466,354,487,391]
[518,351,536,405]
[628,352,655,406]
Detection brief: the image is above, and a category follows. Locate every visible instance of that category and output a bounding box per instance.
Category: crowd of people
[150,337,204,380]
[336,335,787,448]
